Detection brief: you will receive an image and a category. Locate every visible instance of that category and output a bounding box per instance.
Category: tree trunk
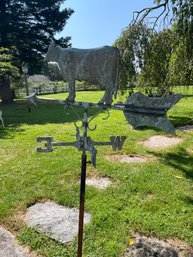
[1,77,14,104]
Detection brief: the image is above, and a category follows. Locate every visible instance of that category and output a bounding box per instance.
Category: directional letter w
[110,136,126,150]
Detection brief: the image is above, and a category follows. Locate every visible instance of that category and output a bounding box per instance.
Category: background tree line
[0,0,73,103]
[1,0,193,104]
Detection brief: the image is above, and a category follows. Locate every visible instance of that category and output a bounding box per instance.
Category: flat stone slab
[24,202,91,244]
[142,135,182,149]
[0,226,35,257]
[123,234,179,257]
[86,177,112,189]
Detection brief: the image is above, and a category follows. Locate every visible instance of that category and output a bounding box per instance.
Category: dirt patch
[84,171,112,189]
[106,154,152,163]
[142,135,182,149]
[86,177,112,189]
[24,201,91,244]
[0,226,41,257]
[167,238,193,257]
[187,147,193,154]
[146,193,155,201]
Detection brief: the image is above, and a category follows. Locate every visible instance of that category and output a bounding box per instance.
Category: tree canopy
[0,0,74,103]
[0,47,19,78]
[114,0,193,95]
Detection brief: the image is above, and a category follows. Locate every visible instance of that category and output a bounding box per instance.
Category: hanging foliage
[114,23,153,94]
[114,0,193,96]
[138,28,175,95]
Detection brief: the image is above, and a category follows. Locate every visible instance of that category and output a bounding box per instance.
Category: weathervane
[28,90,182,257]
[26,40,182,257]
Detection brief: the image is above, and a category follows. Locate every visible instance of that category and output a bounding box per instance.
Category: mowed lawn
[0,90,193,257]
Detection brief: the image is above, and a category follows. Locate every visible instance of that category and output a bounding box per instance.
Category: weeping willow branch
[132,0,170,29]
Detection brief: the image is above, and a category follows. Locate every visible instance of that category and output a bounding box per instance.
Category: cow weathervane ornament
[27,41,182,257]
[46,41,119,105]
[45,41,182,135]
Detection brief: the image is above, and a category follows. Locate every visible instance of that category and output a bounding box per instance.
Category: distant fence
[15,81,104,98]
[14,81,193,99]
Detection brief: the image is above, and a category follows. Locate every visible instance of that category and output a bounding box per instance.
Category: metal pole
[24,73,29,96]
[77,150,87,257]
[77,108,88,257]
[24,73,31,112]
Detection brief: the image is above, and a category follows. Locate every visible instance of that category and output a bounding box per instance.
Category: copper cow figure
[46,42,119,105]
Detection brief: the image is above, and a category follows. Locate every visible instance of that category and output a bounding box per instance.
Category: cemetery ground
[0,90,193,257]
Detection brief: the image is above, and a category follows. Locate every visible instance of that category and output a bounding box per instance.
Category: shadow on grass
[149,147,193,180]
[169,116,193,127]
[0,125,26,139]
[182,195,193,205]
[181,94,193,98]
[0,102,101,139]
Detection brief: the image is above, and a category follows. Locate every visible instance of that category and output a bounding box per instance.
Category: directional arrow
[122,92,183,135]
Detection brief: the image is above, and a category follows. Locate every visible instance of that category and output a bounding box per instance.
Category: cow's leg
[98,86,113,105]
[66,80,76,102]
[98,95,105,105]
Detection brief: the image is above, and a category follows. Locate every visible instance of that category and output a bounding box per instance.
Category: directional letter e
[37,137,53,152]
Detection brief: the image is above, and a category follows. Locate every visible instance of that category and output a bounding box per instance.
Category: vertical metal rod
[24,73,31,112]
[24,73,29,96]
[77,150,87,257]
[77,108,88,257]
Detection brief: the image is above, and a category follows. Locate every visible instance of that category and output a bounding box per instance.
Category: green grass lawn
[0,90,193,257]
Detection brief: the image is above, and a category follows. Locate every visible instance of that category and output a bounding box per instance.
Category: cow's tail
[113,47,120,99]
